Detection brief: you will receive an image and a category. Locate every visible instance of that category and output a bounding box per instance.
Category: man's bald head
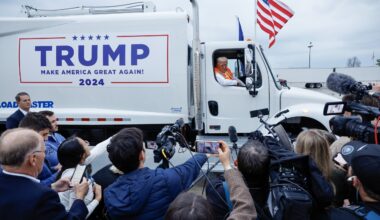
[0,128,41,167]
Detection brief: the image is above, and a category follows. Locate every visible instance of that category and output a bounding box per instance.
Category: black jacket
[314,202,380,220]
[6,109,25,129]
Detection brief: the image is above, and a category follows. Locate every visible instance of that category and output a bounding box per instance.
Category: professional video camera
[325,72,380,144]
[154,118,186,166]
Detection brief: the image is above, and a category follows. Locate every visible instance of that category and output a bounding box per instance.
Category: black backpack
[266,154,313,220]
[257,134,334,220]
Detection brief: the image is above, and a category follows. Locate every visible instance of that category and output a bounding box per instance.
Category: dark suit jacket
[0,172,88,220]
[6,109,25,129]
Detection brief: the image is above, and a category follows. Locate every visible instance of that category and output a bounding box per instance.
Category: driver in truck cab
[214,57,245,87]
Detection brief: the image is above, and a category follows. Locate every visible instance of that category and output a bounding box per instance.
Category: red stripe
[97,118,106,121]
[271,10,288,24]
[273,20,284,30]
[81,118,90,121]
[257,0,294,48]
[258,1,272,18]
[257,20,274,36]
[257,11,275,34]
[114,118,123,122]
[66,118,74,121]
[269,38,276,48]
[269,0,294,18]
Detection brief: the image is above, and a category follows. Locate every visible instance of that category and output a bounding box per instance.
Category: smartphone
[70,164,86,186]
[323,102,346,115]
[333,153,348,171]
[195,140,220,154]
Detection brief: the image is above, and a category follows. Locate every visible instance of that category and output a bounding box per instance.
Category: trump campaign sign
[18,33,169,86]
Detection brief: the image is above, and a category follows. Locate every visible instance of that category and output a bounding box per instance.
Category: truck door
[203,44,270,133]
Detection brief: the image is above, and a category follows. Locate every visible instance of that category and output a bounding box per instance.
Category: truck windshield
[259,46,282,90]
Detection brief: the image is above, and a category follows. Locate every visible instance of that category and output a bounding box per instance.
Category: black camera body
[329,115,379,144]
[154,118,184,163]
[325,72,380,144]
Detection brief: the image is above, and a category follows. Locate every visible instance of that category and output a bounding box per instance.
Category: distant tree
[347,56,361,67]
[377,59,380,67]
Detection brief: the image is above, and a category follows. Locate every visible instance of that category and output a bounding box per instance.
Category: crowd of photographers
[1,79,380,220]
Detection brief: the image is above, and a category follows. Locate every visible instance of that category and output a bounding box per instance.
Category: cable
[186,149,230,208]
[176,131,230,207]
[201,160,210,195]
[160,131,231,209]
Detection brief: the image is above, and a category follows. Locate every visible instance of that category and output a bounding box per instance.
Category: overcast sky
[1,0,379,68]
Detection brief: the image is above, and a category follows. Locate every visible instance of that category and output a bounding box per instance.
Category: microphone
[228,126,238,143]
[326,72,357,94]
[172,118,184,132]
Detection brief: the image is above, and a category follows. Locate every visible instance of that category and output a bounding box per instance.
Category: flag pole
[254,0,257,41]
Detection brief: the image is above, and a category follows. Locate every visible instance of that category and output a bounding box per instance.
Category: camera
[325,72,380,143]
[325,101,380,144]
[329,115,379,144]
[154,118,185,164]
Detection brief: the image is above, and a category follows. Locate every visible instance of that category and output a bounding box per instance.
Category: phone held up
[195,140,221,154]
[70,164,87,187]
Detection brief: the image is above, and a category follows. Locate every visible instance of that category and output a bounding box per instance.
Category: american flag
[257,0,294,48]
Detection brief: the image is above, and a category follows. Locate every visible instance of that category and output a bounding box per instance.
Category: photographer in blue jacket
[104,127,211,220]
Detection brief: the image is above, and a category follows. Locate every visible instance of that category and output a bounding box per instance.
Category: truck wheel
[273,124,293,150]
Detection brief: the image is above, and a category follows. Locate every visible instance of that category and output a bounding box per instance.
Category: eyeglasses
[29,150,45,157]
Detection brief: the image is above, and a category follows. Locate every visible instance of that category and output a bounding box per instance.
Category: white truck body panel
[0,9,337,140]
[0,12,190,125]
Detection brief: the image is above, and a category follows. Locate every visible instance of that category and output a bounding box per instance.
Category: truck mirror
[246,76,258,97]
[244,48,253,76]
[245,46,258,97]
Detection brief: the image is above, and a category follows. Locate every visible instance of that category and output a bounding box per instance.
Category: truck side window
[213,49,262,88]
[213,55,245,87]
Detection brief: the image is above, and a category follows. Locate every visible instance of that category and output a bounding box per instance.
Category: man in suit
[6,92,31,129]
[19,112,58,186]
[0,128,89,220]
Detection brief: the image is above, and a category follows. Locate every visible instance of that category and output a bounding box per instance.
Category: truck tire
[273,124,293,151]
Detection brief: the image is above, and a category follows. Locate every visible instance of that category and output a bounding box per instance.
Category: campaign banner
[18,34,169,86]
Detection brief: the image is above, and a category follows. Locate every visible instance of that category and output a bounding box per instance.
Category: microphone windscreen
[176,118,184,127]
[326,72,356,94]
[228,126,238,143]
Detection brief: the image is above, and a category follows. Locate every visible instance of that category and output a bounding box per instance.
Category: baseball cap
[341,141,380,195]
[340,141,367,164]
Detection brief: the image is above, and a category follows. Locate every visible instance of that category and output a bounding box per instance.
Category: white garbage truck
[0,1,337,145]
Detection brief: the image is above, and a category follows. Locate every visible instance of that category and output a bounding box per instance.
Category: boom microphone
[228,126,238,143]
[326,72,356,94]
[326,72,371,96]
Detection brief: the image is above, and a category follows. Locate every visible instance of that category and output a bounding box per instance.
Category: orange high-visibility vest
[214,67,234,80]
